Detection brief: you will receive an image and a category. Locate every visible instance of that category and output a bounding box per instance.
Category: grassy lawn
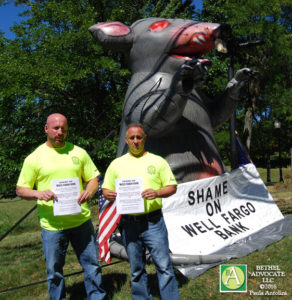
[0,167,291,299]
[257,167,292,215]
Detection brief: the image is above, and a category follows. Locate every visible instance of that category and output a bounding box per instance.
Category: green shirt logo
[147,165,156,175]
[72,156,80,165]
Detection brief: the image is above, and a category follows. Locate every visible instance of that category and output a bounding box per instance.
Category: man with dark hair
[16,113,106,300]
[102,123,180,300]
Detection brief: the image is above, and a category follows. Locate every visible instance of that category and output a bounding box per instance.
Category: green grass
[0,168,291,299]
[258,167,292,216]
[257,166,292,186]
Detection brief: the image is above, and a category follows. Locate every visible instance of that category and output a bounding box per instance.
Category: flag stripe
[99,206,120,239]
[97,175,121,264]
[99,216,121,248]
[99,201,116,225]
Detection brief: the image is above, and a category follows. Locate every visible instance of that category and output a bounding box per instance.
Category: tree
[0,0,196,196]
[0,0,126,196]
[1,0,290,198]
[201,0,292,168]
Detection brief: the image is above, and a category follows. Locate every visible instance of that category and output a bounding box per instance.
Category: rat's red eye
[149,20,170,32]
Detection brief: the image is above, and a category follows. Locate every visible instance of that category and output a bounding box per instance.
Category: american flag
[97,175,121,264]
[235,131,252,166]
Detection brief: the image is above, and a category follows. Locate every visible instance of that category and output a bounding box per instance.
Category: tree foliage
[0,0,291,196]
[201,0,292,167]
[0,0,195,196]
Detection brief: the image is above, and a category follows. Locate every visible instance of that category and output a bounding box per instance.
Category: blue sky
[0,1,203,39]
[0,3,26,39]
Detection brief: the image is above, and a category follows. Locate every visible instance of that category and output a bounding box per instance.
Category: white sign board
[162,164,284,255]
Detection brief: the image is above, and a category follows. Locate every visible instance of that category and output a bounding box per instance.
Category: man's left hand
[142,189,158,200]
[78,190,92,204]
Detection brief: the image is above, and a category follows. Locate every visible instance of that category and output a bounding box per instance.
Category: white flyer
[52,177,81,216]
[115,177,145,214]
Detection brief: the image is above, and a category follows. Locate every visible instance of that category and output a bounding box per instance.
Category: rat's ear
[89,22,134,51]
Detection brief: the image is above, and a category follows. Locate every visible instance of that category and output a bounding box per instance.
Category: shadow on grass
[176,271,189,287]
[147,270,189,297]
[65,269,187,299]
[67,281,86,300]
[103,272,128,298]
[66,272,128,300]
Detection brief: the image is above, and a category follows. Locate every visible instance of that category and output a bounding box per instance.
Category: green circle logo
[72,156,80,165]
[221,266,245,290]
[147,165,156,175]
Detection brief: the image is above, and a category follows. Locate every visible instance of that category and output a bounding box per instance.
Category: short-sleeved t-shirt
[102,152,177,214]
[17,142,99,230]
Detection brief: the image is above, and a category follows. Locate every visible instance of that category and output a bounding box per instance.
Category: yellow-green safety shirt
[17,142,99,230]
[102,152,177,214]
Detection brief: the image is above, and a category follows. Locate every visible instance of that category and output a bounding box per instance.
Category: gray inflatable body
[89,18,254,183]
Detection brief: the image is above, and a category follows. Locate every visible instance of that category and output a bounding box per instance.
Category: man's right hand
[16,186,57,201]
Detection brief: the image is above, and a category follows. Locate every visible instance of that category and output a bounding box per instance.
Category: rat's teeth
[215,39,228,53]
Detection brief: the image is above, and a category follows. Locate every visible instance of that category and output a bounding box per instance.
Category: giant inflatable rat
[89,18,255,183]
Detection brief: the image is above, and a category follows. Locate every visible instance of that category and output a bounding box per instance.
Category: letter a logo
[220,264,247,292]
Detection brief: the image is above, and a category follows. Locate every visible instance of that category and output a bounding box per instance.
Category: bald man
[17,113,106,300]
